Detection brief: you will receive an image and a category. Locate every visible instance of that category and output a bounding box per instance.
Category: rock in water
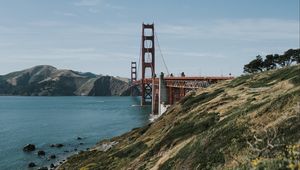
[55,144,64,148]
[50,163,55,168]
[23,144,36,152]
[50,143,64,148]
[28,162,36,167]
[37,167,48,170]
[37,150,46,156]
[50,154,56,159]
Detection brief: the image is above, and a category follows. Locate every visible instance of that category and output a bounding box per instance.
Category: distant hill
[59,64,300,169]
[0,65,137,96]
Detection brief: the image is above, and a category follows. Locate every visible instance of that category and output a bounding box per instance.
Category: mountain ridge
[0,65,135,96]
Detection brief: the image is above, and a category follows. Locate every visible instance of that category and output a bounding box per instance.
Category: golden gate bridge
[130,23,233,115]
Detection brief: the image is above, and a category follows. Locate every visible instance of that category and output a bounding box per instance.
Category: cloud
[53,11,77,17]
[74,0,101,6]
[29,20,66,27]
[88,8,100,13]
[104,3,125,10]
[158,18,299,41]
[51,48,96,54]
[74,0,125,14]
[62,12,77,17]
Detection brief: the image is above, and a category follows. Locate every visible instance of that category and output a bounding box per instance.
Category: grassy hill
[59,64,300,170]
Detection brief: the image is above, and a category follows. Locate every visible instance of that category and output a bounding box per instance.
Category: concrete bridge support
[157,73,169,115]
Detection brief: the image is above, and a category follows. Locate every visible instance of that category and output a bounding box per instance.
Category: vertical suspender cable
[137,34,143,80]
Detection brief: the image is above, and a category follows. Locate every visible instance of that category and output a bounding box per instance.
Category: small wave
[131,105,141,107]
[149,114,161,122]
[96,101,105,103]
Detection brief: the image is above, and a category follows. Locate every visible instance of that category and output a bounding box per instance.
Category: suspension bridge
[130,23,233,115]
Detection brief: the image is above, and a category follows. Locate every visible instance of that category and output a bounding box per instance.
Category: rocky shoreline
[23,137,89,170]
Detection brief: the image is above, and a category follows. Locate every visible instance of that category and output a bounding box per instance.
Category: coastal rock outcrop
[49,154,56,159]
[23,144,36,152]
[37,150,45,156]
[50,163,55,168]
[28,162,36,167]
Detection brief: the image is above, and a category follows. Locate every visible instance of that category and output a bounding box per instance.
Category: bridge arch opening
[144,40,153,48]
[144,28,153,36]
[145,52,153,63]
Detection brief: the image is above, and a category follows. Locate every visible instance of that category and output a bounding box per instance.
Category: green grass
[182,88,224,111]
[290,76,300,86]
[248,65,300,88]
[159,118,248,170]
[228,74,252,88]
[260,89,300,114]
[114,141,148,158]
[145,113,219,160]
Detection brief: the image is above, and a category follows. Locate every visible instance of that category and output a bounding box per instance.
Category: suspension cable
[137,33,143,80]
[154,30,170,75]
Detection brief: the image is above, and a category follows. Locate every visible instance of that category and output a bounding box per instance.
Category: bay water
[0,96,150,170]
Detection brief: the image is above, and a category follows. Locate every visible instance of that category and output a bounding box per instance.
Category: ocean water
[0,96,150,170]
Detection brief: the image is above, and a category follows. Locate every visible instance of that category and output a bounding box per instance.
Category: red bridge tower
[141,23,155,105]
[130,61,137,96]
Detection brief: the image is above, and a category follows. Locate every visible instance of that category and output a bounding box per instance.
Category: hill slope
[0,65,134,96]
[59,65,300,170]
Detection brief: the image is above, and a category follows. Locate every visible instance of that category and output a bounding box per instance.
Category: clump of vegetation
[114,141,148,158]
[244,48,299,73]
[248,64,300,88]
[145,113,219,159]
[228,74,252,87]
[182,88,224,111]
[159,116,248,170]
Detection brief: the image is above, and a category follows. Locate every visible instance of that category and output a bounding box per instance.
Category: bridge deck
[132,76,233,88]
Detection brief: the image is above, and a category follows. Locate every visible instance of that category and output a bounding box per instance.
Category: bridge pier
[158,73,169,115]
[152,76,158,114]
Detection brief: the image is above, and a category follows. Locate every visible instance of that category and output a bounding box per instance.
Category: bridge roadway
[132,76,233,89]
[131,75,234,115]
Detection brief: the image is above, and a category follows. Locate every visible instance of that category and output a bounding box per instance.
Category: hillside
[59,64,300,170]
[0,65,134,96]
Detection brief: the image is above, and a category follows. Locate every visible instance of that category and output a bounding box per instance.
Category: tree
[244,55,264,73]
[244,48,300,74]
[290,49,300,64]
[273,54,280,67]
[263,54,277,70]
[283,49,295,66]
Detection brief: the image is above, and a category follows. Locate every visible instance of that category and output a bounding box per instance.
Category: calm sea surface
[0,96,150,170]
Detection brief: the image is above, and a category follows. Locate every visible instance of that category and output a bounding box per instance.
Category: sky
[0,0,299,78]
